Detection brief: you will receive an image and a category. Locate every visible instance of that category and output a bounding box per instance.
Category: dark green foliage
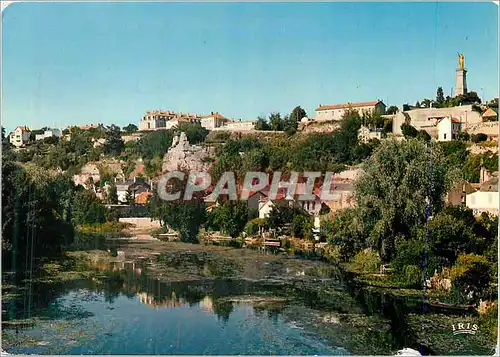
[285,106,306,135]
[322,208,368,261]
[401,123,418,138]
[471,133,488,143]
[386,106,399,115]
[148,190,206,243]
[417,130,431,142]
[450,254,491,304]
[70,232,106,251]
[72,190,107,225]
[2,158,75,271]
[254,116,271,131]
[103,125,125,157]
[176,122,209,144]
[135,130,174,160]
[107,183,118,204]
[354,139,452,260]
[207,201,249,238]
[436,87,445,105]
[123,124,138,133]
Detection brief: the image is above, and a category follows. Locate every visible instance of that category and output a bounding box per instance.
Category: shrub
[245,218,268,236]
[348,248,381,274]
[321,245,342,265]
[401,123,418,138]
[403,265,422,288]
[417,130,431,142]
[471,133,488,143]
[450,254,492,303]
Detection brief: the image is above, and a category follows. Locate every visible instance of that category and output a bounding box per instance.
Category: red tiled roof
[13,125,31,132]
[135,191,152,205]
[316,100,384,111]
[482,108,498,118]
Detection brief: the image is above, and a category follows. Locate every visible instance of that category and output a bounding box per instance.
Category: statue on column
[458,53,464,70]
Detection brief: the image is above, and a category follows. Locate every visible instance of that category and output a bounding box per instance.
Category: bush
[417,130,431,142]
[244,218,268,236]
[403,265,422,288]
[401,123,418,138]
[321,245,342,265]
[471,133,488,143]
[348,248,381,274]
[450,254,492,303]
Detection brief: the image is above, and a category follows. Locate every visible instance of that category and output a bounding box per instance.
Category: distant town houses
[35,128,62,141]
[138,110,204,131]
[315,100,386,122]
[392,105,482,136]
[138,109,256,132]
[111,177,152,204]
[9,126,31,147]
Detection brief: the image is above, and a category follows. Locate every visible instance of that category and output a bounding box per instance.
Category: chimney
[134,177,136,183]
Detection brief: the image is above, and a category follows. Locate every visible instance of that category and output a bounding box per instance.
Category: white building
[465,177,498,216]
[436,116,461,141]
[200,112,229,130]
[9,126,31,147]
[139,110,176,131]
[35,128,62,141]
[392,105,482,136]
[315,100,386,122]
[357,125,382,143]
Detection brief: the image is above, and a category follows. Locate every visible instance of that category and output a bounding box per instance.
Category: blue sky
[2,2,498,132]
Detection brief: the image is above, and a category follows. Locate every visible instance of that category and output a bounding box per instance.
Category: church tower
[455,53,467,97]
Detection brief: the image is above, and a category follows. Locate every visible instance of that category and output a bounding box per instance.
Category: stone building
[315,100,386,121]
[392,105,482,135]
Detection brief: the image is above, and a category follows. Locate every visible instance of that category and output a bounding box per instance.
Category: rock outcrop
[162,132,213,172]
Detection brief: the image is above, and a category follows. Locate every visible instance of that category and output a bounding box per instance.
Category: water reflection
[2,259,490,355]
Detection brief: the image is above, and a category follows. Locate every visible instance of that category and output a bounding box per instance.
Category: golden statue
[458,53,464,70]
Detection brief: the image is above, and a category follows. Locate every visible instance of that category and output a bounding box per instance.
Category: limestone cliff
[162,132,213,173]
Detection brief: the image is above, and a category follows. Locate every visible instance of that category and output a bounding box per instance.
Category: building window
[443,133,447,139]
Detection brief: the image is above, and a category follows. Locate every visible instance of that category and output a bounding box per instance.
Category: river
[1,260,494,355]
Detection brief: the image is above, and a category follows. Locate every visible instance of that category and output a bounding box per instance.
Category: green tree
[450,254,492,304]
[354,139,455,260]
[123,124,138,133]
[254,116,271,131]
[285,106,306,135]
[176,122,209,144]
[125,188,135,205]
[401,123,419,138]
[136,130,174,160]
[269,112,284,131]
[322,208,368,261]
[417,129,431,142]
[104,125,125,157]
[148,194,206,243]
[209,201,249,238]
[72,189,107,225]
[471,133,488,143]
[107,183,119,204]
[386,106,399,115]
[436,87,445,106]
